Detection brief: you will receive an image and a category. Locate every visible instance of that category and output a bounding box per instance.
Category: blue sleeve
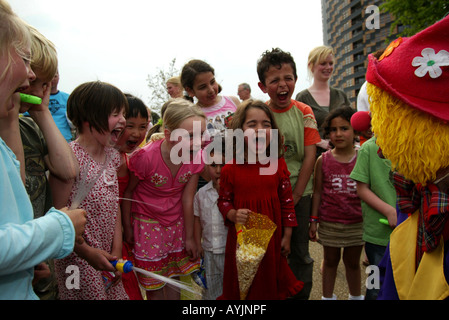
[0,207,75,276]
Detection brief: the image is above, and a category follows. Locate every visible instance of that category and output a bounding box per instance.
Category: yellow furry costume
[366,16,449,300]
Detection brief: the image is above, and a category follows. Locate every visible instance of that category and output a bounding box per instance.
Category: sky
[10,0,324,112]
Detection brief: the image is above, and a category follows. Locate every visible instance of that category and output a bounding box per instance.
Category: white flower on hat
[412,48,449,78]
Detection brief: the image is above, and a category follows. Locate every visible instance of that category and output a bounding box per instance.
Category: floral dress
[128,139,204,290]
[55,142,129,300]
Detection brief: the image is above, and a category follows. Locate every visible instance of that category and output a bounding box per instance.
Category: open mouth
[126,140,138,150]
[277,91,289,103]
[111,127,124,144]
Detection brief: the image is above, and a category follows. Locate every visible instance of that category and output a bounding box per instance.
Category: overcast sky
[10,0,324,109]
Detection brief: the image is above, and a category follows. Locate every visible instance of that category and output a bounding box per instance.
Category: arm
[309,156,323,241]
[29,83,79,181]
[292,144,316,205]
[111,206,123,258]
[121,171,140,245]
[281,227,293,257]
[194,216,204,258]
[356,181,397,228]
[182,173,200,260]
[193,194,204,258]
[49,171,75,210]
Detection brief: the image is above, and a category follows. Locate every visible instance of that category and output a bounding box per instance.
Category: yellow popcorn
[235,212,276,300]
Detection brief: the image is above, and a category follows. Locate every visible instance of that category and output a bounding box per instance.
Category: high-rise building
[321,0,398,107]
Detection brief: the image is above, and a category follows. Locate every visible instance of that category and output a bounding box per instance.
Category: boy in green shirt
[257,48,321,299]
[350,135,396,300]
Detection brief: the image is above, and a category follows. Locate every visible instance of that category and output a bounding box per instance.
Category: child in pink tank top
[309,107,364,300]
[180,59,240,136]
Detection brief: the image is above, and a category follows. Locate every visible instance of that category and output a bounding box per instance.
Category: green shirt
[270,100,321,196]
[350,136,395,246]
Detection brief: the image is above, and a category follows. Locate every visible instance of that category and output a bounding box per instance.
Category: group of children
[1,0,396,301]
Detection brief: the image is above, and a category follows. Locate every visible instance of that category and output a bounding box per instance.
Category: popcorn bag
[235,212,277,300]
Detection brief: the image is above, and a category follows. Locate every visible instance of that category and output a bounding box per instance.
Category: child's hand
[383,205,397,229]
[309,222,318,242]
[60,207,87,245]
[77,246,117,272]
[281,237,291,257]
[185,237,198,261]
[227,209,250,225]
[32,262,51,286]
[27,82,50,115]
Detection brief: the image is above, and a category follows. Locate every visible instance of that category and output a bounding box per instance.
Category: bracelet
[309,216,319,223]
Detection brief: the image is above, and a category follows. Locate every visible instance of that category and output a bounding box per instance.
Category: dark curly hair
[256,48,297,85]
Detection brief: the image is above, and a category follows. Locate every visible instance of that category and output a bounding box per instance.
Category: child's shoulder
[290,100,314,114]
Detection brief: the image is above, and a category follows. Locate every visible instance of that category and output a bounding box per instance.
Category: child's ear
[258,81,267,94]
[164,128,171,141]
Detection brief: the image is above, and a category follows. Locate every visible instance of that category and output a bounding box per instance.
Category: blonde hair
[162,98,206,131]
[167,76,182,87]
[27,24,58,82]
[0,0,31,81]
[307,45,334,79]
[369,83,449,184]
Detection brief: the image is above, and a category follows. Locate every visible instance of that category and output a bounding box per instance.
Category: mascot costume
[366,15,449,300]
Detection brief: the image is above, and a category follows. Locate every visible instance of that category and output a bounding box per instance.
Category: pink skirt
[132,214,200,290]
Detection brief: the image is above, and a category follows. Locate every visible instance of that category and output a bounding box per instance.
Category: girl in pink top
[180,59,240,135]
[309,106,364,300]
[122,99,206,300]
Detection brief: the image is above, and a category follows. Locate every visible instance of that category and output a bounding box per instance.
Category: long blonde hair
[0,0,31,81]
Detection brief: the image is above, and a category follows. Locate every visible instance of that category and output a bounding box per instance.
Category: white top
[194,181,228,253]
[357,81,370,112]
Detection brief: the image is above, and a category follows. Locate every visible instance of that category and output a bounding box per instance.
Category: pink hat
[366,15,449,122]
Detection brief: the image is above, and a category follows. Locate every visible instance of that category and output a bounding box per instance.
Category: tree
[381,0,448,37]
[146,58,179,117]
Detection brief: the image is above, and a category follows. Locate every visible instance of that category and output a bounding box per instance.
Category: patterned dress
[55,142,129,300]
[128,139,204,290]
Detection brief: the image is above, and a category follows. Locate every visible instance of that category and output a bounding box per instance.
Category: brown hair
[67,81,128,134]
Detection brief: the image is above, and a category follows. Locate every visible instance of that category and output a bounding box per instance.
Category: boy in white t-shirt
[194,139,228,300]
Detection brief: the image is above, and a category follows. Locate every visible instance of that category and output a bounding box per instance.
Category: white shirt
[194,181,228,253]
[357,81,370,112]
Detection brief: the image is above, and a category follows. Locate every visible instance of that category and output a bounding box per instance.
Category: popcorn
[236,243,266,300]
[235,212,276,300]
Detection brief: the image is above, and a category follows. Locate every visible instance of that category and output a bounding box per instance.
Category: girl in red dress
[217,99,303,300]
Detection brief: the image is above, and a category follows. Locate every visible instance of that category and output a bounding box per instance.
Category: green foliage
[380,0,449,37]
[146,58,179,115]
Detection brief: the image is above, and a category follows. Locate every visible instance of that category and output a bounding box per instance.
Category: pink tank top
[318,150,362,224]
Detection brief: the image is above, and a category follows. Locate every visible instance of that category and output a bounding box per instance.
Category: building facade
[321,0,397,107]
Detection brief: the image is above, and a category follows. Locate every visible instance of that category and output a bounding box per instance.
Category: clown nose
[351,111,371,131]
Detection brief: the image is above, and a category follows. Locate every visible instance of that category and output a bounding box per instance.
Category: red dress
[217,157,303,300]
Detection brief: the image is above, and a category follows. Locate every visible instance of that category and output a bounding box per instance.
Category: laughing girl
[51,81,129,300]
[217,99,303,300]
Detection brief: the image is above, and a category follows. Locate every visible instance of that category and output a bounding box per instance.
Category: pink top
[201,96,237,133]
[128,139,204,226]
[318,150,362,224]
